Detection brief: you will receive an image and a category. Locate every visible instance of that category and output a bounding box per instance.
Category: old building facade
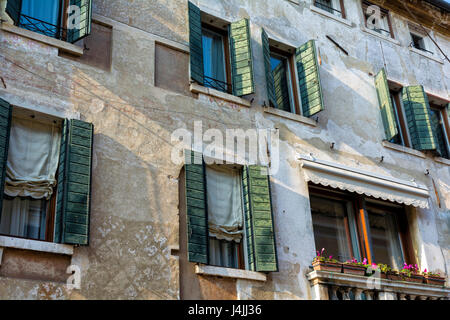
[0,0,449,300]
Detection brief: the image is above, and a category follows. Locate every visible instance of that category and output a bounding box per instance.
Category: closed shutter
[188,1,204,86]
[184,150,208,264]
[55,119,93,245]
[229,19,255,96]
[0,98,12,218]
[5,0,22,25]
[67,0,93,43]
[402,86,437,151]
[295,40,324,117]
[261,28,277,108]
[273,61,291,113]
[242,166,278,272]
[375,68,398,141]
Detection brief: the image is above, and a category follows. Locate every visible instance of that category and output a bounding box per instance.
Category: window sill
[190,83,251,108]
[360,26,400,46]
[309,5,352,27]
[434,156,450,166]
[409,47,444,64]
[382,141,426,159]
[0,23,84,56]
[195,264,267,282]
[0,235,73,258]
[264,107,317,127]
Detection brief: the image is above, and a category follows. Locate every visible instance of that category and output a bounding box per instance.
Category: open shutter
[5,0,22,25]
[67,0,93,43]
[242,166,278,272]
[188,1,204,86]
[273,61,291,113]
[184,150,208,264]
[261,29,277,108]
[229,19,255,96]
[55,119,93,245]
[402,86,438,151]
[375,68,398,141]
[0,98,12,218]
[295,40,324,117]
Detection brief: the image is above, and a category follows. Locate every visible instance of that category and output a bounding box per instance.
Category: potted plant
[376,264,391,279]
[342,258,367,276]
[400,264,424,283]
[422,269,446,286]
[312,248,342,273]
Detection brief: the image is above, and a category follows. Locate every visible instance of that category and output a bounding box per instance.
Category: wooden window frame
[201,23,233,95]
[308,183,415,266]
[269,46,301,115]
[389,87,412,148]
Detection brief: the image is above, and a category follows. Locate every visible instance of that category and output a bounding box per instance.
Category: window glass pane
[315,0,335,14]
[430,108,449,159]
[202,29,226,91]
[310,195,352,262]
[270,55,292,113]
[389,91,404,145]
[0,197,47,240]
[209,237,239,268]
[20,0,61,38]
[366,205,404,269]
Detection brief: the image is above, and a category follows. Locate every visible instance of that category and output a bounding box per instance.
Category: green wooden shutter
[261,28,277,108]
[242,165,278,272]
[273,61,291,113]
[55,119,93,245]
[67,0,92,43]
[295,40,324,117]
[402,86,437,151]
[184,150,208,264]
[229,19,255,96]
[5,0,22,25]
[0,98,12,219]
[375,68,398,141]
[188,1,204,86]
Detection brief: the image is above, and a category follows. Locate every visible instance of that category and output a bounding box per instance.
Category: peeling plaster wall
[0,0,448,299]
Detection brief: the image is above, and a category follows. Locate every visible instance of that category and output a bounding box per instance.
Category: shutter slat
[242,165,278,272]
[188,1,204,85]
[229,19,255,96]
[295,40,324,117]
[402,86,438,151]
[185,150,208,264]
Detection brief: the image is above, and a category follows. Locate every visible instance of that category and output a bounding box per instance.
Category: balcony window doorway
[202,27,229,93]
[19,0,61,38]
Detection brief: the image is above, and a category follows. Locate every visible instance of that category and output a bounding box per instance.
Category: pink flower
[424,269,428,273]
[363,258,368,265]
[329,256,333,259]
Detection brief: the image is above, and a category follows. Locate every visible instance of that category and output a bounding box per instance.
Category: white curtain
[206,165,243,243]
[385,214,404,270]
[5,116,61,200]
[0,197,43,239]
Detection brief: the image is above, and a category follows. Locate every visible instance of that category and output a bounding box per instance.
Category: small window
[309,184,415,267]
[408,23,433,55]
[411,33,426,51]
[429,106,450,159]
[0,110,62,241]
[388,86,408,147]
[314,0,345,18]
[201,25,231,93]
[6,0,92,43]
[362,1,393,38]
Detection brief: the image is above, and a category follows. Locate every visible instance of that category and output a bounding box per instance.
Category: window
[188,2,255,97]
[5,0,92,43]
[309,184,414,267]
[314,0,346,18]
[408,23,434,55]
[375,69,450,158]
[262,29,324,118]
[362,1,394,38]
[0,98,94,245]
[182,151,278,272]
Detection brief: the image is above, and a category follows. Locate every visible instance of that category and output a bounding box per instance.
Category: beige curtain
[5,116,61,200]
[206,165,244,243]
[0,197,43,239]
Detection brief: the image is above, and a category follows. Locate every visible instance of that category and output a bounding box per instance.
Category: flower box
[387,271,402,281]
[424,275,446,286]
[343,264,366,276]
[402,273,424,283]
[312,260,342,273]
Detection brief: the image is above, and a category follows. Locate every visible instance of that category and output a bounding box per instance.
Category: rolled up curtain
[5,116,61,200]
[206,165,243,243]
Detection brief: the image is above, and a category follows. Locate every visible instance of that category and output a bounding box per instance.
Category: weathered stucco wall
[0,0,448,299]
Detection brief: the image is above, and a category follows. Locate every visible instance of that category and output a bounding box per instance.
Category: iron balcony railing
[17,14,68,40]
[203,76,231,93]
